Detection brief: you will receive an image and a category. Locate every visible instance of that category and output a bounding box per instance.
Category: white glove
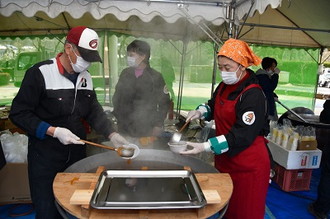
[122,144,140,159]
[53,127,84,145]
[180,141,211,155]
[274,67,280,74]
[186,110,202,122]
[109,132,129,148]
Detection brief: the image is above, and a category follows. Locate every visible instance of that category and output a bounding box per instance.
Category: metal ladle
[275,99,308,123]
[80,140,139,159]
[170,120,190,143]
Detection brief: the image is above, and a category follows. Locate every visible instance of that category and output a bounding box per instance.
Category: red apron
[214,83,270,219]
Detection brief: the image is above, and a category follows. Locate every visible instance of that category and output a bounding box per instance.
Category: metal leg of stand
[55,201,77,219]
[218,203,228,219]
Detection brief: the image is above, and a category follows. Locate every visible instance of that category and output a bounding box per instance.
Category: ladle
[170,120,190,143]
[80,140,139,159]
[275,99,308,123]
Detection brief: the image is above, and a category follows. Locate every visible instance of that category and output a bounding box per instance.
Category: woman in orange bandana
[181,39,271,219]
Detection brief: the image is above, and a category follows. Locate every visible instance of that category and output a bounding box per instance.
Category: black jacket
[9,57,115,141]
[112,66,170,137]
[320,100,330,124]
[255,68,279,117]
[207,69,269,156]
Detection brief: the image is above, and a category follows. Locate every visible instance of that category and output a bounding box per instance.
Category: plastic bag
[0,130,28,163]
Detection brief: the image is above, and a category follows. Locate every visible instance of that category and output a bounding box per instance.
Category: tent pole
[175,39,188,120]
[237,1,255,38]
[100,31,107,105]
[108,33,119,106]
[227,4,236,38]
[179,5,222,46]
[211,43,219,97]
[313,47,325,110]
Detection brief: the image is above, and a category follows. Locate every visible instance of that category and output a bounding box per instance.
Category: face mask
[127,56,137,67]
[221,66,242,85]
[267,69,273,75]
[69,47,91,73]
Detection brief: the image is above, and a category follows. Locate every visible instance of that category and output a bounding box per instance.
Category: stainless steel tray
[90,170,207,209]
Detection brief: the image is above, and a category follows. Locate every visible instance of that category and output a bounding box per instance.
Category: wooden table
[53,168,232,219]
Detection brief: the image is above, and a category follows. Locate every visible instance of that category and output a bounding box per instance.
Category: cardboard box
[0,163,31,203]
[298,140,318,150]
[0,118,25,134]
[268,139,322,170]
[0,118,16,131]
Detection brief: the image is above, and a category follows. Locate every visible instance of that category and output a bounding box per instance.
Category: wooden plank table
[53,169,232,219]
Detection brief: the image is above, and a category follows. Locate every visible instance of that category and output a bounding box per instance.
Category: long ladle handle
[275,99,308,123]
[178,120,190,133]
[80,139,116,151]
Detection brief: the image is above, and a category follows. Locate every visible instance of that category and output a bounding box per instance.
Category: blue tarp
[266,168,329,219]
[0,168,329,219]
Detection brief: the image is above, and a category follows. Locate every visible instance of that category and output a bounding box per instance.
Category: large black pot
[57,149,219,219]
[286,114,330,129]
[277,107,314,125]
[65,149,218,173]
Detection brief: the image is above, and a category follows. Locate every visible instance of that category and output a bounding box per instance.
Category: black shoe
[308,203,327,219]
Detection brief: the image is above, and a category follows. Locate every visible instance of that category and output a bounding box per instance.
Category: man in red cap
[9,26,130,219]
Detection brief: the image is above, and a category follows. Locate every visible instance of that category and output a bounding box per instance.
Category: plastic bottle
[271,127,278,142]
[291,132,299,151]
[282,133,289,149]
[276,129,283,146]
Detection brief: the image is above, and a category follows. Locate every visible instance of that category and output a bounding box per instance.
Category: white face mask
[127,56,137,67]
[69,47,91,73]
[221,65,242,85]
[267,69,273,75]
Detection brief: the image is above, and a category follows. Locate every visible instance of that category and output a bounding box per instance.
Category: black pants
[28,138,85,219]
[314,144,330,216]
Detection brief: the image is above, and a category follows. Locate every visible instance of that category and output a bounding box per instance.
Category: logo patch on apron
[163,85,169,94]
[242,111,255,125]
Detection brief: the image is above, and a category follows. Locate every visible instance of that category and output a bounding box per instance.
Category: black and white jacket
[9,56,115,141]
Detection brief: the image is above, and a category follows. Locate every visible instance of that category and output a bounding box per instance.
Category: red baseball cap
[66,26,102,63]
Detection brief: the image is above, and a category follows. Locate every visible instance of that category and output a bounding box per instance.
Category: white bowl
[168,141,187,153]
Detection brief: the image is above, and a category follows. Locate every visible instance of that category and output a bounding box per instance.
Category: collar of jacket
[56,53,65,75]
[224,69,259,100]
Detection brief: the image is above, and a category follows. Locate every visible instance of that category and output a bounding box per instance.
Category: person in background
[9,26,129,219]
[319,99,330,124]
[308,99,330,219]
[181,38,270,219]
[112,40,170,144]
[256,57,280,121]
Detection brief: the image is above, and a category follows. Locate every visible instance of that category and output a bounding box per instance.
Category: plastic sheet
[0,130,28,163]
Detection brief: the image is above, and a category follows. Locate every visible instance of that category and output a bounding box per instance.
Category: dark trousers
[314,144,330,215]
[28,139,85,219]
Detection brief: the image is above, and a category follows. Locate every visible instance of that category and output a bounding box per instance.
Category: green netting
[250,45,320,114]
[0,33,321,115]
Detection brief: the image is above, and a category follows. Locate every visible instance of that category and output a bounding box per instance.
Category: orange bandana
[217,38,261,67]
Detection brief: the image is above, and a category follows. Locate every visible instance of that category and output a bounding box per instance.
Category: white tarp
[0,0,281,42]
[0,0,329,48]
[0,0,281,24]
